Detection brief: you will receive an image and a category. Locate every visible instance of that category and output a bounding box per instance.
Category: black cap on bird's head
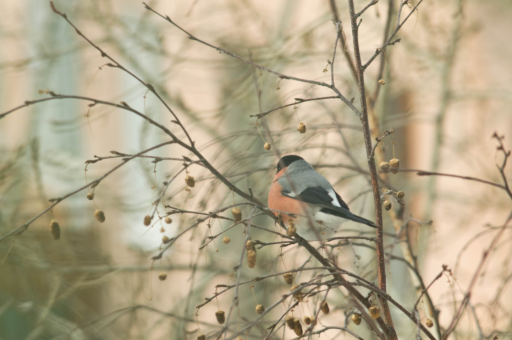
[276,155,303,173]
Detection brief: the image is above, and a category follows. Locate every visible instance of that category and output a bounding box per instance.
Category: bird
[268,155,376,241]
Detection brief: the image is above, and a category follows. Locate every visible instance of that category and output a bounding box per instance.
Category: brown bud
[369,306,380,319]
[283,272,294,285]
[231,207,242,222]
[162,236,171,244]
[303,316,311,325]
[185,175,195,188]
[397,191,405,198]
[380,161,390,172]
[215,310,225,324]
[426,318,433,328]
[165,217,172,224]
[49,220,60,240]
[383,200,392,211]
[264,143,271,151]
[351,313,362,325]
[158,272,167,281]
[144,215,152,226]
[378,79,386,85]
[247,249,257,268]
[293,319,303,336]
[255,304,265,314]
[320,301,330,314]
[246,240,255,250]
[246,240,257,268]
[298,123,306,134]
[197,335,205,340]
[287,220,296,237]
[222,236,231,244]
[389,158,399,174]
[86,193,94,200]
[94,209,105,223]
[285,316,296,329]
[290,285,303,302]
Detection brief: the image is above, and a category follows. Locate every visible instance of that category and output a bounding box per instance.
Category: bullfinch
[268,155,376,241]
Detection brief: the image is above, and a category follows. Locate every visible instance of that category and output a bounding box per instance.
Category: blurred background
[0,0,511,339]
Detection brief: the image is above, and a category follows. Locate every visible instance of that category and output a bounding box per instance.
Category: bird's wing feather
[283,186,349,210]
[282,186,376,228]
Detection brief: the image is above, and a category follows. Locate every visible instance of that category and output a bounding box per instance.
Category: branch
[443,212,512,339]
[362,0,425,71]
[396,169,508,191]
[249,96,340,119]
[142,2,362,118]
[356,0,379,18]
[48,1,195,146]
[0,141,173,242]
[346,0,397,337]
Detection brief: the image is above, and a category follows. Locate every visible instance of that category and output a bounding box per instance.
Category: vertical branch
[424,0,465,219]
[328,0,358,81]
[370,0,395,105]
[346,0,397,338]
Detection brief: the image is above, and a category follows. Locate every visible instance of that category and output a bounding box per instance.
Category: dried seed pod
[158,272,167,281]
[298,123,306,134]
[383,200,392,211]
[165,217,172,224]
[264,143,271,151]
[303,316,311,325]
[369,306,380,319]
[222,236,231,244]
[378,79,386,85]
[197,335,205,340]
[293,319,303,336]
[185,175,195,188]
[287,220,296,237]
[351,313,362,325]
[247,249,256,268]
[231,207,242,222]
[215,310,225,324]
[283,272,294,285]
[389,158,400,174]
[380,161,390,172]
[255,304,265,314]
[49,220,60,240]
[94,209,105,223]
[144,215,152,226]
[426,318,433,328]
[162,236,171,244]
[320,301,330,314]
[397,191,405,198]
[86,193,94,200]
[246,240,255,250]
[285,316,296,329]
[246,240,257,268]
[290,285,303,302]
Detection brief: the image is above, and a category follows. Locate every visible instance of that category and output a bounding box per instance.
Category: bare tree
[1,1,511,339]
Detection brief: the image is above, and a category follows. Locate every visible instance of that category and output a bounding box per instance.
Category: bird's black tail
[320,207,377,228]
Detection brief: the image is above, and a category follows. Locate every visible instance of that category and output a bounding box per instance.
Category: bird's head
[275,155,303,174]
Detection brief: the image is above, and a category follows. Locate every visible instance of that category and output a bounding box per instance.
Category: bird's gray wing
[277,160,349,210]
